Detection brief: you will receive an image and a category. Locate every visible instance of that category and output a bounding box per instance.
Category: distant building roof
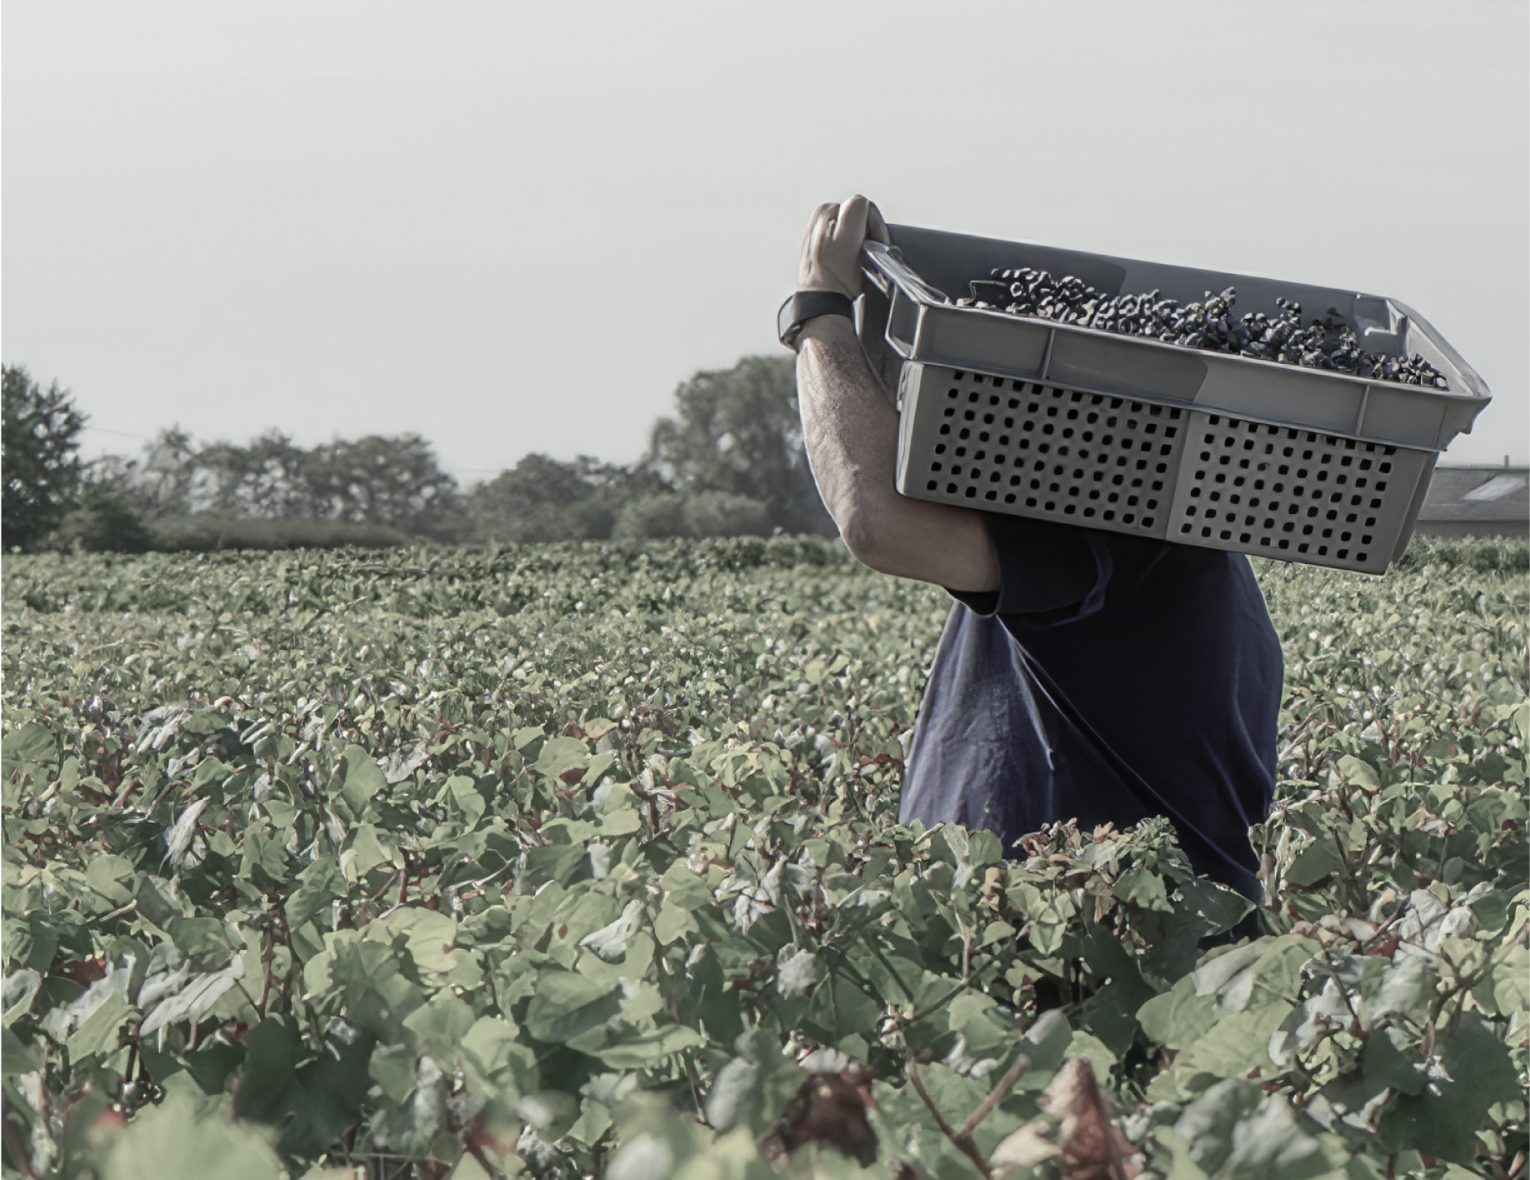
[1419,465,1529,524]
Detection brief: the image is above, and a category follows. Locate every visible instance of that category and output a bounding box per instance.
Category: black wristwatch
[777,290,855,351]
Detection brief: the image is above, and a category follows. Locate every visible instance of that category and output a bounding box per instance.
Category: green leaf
[369,1042,418,1103]
[1170,1000,1295,1083]
[535,736,589,781]
[1479,942,1529,1015]
[402,990,476,1053]
[460,1016,538,1096]
[191,756,232,790]
[1,723,55,776]
[1336,754,1381,791]
[274,1018,375,1158]
[66,986,133,1062]
[1361,1026,1424,1096]
[1062,1031,1117,1083]
[2,1026,41,1076]
[1113,865,1172,912]
[1379,1010,1523,1165]
[967,829,1004,866]
[657,861,714,909]
[103,1086,286,1180]
[525,973,628,1043]
[1169,1077,1264,1176]
[593,1023,704,1069]
[232,1015,302,1121]
[444,775,487,829]
[1219,1093,1343,1179]
[369,907,461,976]
[334,744,387,820]
[345,823,399,880]
[1017,1009,1074,1078]
[1285,834,1344,886]
[135,875,189,928]
[1247,936,1319,1006]
[2,970,41,1028]
[285,857,347,929]
[184,708,232,736]
[653,900,698,946]
[168,916,235,969]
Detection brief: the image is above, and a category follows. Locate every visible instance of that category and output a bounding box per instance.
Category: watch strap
[778,290,855,351]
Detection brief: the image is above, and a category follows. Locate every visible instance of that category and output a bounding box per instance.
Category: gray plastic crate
[858,225,1493,574]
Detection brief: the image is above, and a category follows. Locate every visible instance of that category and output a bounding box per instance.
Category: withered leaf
[759,1068,878,1168]
[1039,1056,1140,1180]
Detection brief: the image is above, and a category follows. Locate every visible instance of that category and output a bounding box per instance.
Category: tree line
[1,357,835,552]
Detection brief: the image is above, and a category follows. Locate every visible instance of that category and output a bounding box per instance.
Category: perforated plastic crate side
[1162,413,1432,575]
[894,363,1187,540]
[892,361,1433,574]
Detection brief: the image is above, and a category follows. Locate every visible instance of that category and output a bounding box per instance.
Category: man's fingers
[867,202,891,245]
[808,202,839,239]
[811,210,838,256]
[801,202,840,266]
[833,195,871,244]
[799,197,882,295]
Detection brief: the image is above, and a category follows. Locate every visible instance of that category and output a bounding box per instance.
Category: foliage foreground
[2,536,1526,1180]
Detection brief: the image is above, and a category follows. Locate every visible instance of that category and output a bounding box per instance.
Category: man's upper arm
[846,493,1000,592]
[796,317,1000,593]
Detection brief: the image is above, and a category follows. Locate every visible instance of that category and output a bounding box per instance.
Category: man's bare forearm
[795,317,899,550]
[796,317,999,591]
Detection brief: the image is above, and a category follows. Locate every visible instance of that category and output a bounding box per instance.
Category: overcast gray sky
[4,0,1525,483]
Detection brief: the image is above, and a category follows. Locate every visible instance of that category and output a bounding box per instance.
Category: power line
[81,425,151,440]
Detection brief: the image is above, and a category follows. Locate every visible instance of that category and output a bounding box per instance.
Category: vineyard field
[2,535,1526,1180]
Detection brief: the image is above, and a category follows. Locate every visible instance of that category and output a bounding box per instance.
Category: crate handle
[862,241,946,304]
[862,242,946,362]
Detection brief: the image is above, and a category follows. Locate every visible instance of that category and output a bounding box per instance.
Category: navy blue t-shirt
[900,515,1282,900]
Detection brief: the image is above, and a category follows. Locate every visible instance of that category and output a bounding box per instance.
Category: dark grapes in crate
[957,268,1449,389]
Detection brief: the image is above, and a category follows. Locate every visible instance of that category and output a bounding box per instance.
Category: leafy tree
[1,365,87,551]
[94,428,202,520]
[47,474,154,553]
[643,355,835,536]
[681,489,769,538]
[611,492,687,540]
[307,434,463,537]
[468,454,673,544]
[197,430,317,519]
[102,428,465,540]
[612,490,770,540]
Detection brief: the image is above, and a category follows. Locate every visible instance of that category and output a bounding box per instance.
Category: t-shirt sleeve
[947,514,1112,623]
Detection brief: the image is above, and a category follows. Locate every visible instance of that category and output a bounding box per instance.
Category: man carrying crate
[781,195,1283,905]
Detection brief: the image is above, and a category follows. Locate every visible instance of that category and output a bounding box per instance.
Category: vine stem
[960,1052,1030,1137]
[683,1052,710,1126]
[895,944,995,1030]
[906,1050,1031,1179]
[907,1061,991,1177]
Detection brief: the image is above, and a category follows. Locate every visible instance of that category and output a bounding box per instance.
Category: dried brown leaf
[759,1069,878,1168]
[1038,1057,1140,1180]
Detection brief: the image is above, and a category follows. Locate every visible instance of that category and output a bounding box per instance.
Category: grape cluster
[958,268,1449,388]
